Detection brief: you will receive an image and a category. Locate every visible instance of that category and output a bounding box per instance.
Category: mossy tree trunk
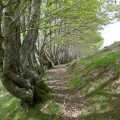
[0,0,51,109]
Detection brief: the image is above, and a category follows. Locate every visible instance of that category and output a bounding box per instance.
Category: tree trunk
[0,0,51,109]
[0,1,4,77]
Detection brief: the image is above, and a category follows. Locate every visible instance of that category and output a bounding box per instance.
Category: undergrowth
[0,81,61,120]
[67,49,120,120]
[41,71,50,78]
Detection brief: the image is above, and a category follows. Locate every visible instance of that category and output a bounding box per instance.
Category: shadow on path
[43,64,86,120]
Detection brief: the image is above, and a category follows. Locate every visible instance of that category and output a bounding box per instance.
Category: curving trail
[43,64,86,120]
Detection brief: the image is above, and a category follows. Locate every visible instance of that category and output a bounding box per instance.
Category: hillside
[0,42,120,120]
[67,41,120,119]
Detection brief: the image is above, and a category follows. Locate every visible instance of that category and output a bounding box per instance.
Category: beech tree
[0,0,107,109]
[0,0,51,109]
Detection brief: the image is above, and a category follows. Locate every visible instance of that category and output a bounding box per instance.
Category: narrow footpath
[43,64,86,120]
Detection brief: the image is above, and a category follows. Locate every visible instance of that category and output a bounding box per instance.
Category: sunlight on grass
[0,81,62,120]
[68,77,85,88]
[67,49,120,120]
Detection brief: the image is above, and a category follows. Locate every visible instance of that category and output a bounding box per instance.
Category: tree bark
[0,1,4,77]
[0,0,51,109]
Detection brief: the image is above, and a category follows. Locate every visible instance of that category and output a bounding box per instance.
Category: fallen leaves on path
[43,64,86,120]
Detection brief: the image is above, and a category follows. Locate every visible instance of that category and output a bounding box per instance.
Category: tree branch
[3,0,20,8]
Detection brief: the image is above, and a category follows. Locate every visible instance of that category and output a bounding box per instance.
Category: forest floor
[43,43,120,120]
[43,64,85,120]
[0,42,120,120]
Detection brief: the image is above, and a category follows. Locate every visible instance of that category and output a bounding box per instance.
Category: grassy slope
[0,77,61,120]
[67,47,120,120]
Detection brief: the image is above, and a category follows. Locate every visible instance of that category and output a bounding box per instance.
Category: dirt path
[43,64,85,120]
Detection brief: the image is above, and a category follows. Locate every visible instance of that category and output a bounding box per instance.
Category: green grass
[68,78,85,88]
[68,50,120,88]
[75,50,120,70]
[88,51,120,70]
[67,49,120,120]
[0,81,62,120]
[41,71,50,78]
